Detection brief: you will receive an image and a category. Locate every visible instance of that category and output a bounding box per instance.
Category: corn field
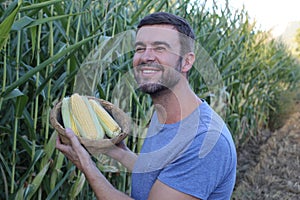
[0,0,299,199]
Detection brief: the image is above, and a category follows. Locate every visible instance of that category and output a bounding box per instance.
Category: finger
[56,134,64,149]
[116,141,128,150]
[56,135,69,153]
[56,134,61,144]
[64,127,75,137]
[65,128,79,143]
[65,128,86,151]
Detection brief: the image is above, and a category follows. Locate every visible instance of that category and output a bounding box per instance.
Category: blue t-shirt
[131,101,237,200]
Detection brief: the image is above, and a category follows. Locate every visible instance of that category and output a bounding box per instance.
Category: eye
[135,47,145,53]
[154,46,166,52]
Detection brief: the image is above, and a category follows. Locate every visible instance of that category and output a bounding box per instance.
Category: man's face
[133,24,183,95]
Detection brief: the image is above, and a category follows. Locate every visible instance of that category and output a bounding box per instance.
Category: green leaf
[17,135,33,156]
[30,26,37,57]
[16,150,45,191]
[22,12,87,29]
[15,93,28,118]
[19,0,62,12]
[11,16,34,31]
[69,172,86,199]
[40,131,56,168]
[26,161,50,199]
[14,187,24,200]
[0,152,12,179]
[46,165,76,200]
[0,1,21,49]
[50,151,64,190]
[3,88,23,100]
[0,32,101,98]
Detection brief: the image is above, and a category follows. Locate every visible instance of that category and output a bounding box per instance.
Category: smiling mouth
[141,68,160,74]
[137,63,164,75]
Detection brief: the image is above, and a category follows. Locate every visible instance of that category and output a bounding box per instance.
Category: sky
[228,0,300,36]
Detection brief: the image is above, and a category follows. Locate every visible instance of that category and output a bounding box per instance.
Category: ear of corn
[69,94,104,140]
[70,114,80,137]
[61,97,71,129]
[61,94,121,139]
[89,99,121,138]
[61,97,80,136]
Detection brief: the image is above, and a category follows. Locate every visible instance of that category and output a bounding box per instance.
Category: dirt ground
[232,93,300,199]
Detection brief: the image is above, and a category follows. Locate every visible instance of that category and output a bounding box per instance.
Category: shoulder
[196,101,236,157]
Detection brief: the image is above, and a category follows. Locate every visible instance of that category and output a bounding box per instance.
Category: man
[56,12,237,200]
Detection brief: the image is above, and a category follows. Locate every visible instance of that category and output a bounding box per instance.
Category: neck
[150,79,201,124]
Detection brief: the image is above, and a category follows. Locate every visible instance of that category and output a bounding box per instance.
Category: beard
[134,58,183,95]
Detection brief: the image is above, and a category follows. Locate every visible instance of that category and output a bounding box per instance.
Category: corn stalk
[0,0,299,199]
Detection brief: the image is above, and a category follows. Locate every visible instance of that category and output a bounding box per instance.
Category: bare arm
[56,128,134,200]
[56,129,201,199]
[148,180,201,200]
[82,160,133,200]
[101,140,137,171]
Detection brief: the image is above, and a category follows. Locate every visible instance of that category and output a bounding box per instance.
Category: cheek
[132,53,142,67]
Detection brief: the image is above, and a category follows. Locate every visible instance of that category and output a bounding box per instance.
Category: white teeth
[142,70,157,74]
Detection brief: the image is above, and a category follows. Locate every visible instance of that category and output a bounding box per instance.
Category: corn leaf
[25,161,50,199]
[0,1,21,49]
[0,32,101,98]
[69,172,86,199]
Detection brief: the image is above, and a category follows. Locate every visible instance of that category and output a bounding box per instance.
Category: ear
[181,52,195,73]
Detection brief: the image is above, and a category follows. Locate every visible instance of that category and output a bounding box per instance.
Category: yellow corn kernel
[70,113,80,136]
[89,99,121,138]
[70,94,104,139]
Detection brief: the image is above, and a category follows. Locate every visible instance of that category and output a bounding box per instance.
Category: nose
[140,47,156,63]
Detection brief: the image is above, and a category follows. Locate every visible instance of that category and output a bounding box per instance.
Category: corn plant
[0,0,299,199]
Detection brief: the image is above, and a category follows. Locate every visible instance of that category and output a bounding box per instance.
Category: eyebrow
[135,41,171,48]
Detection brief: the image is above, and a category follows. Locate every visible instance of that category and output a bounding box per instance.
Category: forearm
[56,129,134,199]
[107,146,138,171]
[83,159,133,200]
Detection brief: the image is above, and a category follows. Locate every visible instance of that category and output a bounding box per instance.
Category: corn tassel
[70,94,104,139]
[89,99,121,138]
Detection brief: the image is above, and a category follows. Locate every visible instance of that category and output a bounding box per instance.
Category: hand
[81,138,130,165]
[56,128,93,172]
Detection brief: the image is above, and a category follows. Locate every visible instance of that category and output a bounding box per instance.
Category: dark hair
[137,12,195,56]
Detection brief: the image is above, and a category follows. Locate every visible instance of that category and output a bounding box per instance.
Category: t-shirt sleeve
[157,133,236,200]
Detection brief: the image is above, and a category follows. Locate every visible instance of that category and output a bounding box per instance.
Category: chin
[138,83,168,94]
